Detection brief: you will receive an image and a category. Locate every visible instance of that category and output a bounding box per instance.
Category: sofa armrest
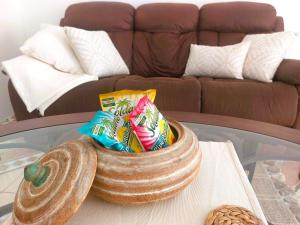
[274,59,300,85]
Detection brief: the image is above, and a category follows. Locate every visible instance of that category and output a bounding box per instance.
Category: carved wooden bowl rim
[91,118,185,157]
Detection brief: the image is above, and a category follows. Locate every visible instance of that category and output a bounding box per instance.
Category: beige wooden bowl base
[91,119,202,204]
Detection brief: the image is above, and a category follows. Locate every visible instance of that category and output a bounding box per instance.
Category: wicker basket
[205,205,265,225]
[91,119,202,204]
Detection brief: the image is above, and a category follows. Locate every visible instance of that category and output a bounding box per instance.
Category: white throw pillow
[184,42,250,79]
[64,27,129,77]
[20,24,83,74]
[243,31,296,82]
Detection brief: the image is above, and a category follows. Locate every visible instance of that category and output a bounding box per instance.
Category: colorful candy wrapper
[99,89,156,117]
[119,115,144,152]
[79,111,144,153]
[129,96,176,151]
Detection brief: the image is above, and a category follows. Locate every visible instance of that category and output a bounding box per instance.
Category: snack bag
[129,96,176,151]
[99,89,156,117]
[118,115,144,152]
[79,111,144,153]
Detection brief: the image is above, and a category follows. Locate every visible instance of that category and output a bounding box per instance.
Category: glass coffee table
[0,111,299,225]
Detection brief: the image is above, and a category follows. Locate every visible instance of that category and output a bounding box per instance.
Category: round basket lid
[13,139,97,225]
[205,205,264,225]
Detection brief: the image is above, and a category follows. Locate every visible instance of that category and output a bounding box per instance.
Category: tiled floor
[0,116,15,126]
[0,168,23,208]
[281,161,300,187]
[0,148,43,173]
[0,148,44,221]
[253,162,300,225]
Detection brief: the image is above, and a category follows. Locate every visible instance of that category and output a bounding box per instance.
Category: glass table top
[0,122,299,225]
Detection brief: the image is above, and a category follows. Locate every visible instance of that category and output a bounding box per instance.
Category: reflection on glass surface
[0,121,299,224]
[186,122,300,165]
[0,122,299,165]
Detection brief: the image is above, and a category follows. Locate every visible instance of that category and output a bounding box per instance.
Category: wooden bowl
[91,119,202,204]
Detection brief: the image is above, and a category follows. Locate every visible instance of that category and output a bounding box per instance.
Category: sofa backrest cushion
[60,2,284,77]
[60,2,134,71]
[198,2,284,46]
[132,3,198,77]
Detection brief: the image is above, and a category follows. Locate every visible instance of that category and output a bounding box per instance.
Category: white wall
[0,0,299,120]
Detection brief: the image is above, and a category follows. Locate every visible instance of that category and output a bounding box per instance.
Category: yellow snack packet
[99,89,156,117]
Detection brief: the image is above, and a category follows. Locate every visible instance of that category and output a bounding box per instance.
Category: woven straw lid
[205,205,264,225]
[13,140,97,225]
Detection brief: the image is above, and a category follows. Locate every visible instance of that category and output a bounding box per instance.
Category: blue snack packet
[78,111,134,153]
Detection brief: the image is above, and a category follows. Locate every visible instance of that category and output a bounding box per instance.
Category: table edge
[0,111,300,145]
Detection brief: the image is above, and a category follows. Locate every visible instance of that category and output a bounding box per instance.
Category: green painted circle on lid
[24,162,50,187]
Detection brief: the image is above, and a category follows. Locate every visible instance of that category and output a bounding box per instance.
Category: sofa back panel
[133,3,198,77]
[198,31,246,46]
[62,2,134,30]
[218,33,246,46]
[61,2,134,71]
[199,2,277,33]
[133,32,197,77]
[274,16,284,32]
[198,2,283,47]
[135,3,198,32]
[198,31,218,46]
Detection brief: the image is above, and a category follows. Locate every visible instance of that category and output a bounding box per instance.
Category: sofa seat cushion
[115,75,201,112]
[44,76,125,116]
[274,59,300,85]
[200,78,298,127]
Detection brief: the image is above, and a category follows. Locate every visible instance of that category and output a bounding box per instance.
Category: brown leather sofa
[7,2,300,130]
